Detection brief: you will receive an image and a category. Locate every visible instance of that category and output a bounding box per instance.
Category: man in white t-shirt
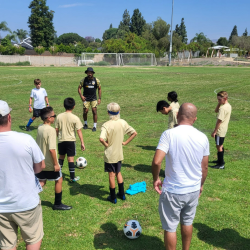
[152,103,209,250]
[0,100,45,250]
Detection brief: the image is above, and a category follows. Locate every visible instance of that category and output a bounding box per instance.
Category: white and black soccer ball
[123,220,142,239]
[76,157,87,169]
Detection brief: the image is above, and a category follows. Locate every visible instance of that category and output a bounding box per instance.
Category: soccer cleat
[107,195,117,204]
[92,127,96,132]
[53,203,72,210]
[70,176,80,182]
[211,160,225,164]
[210,164,225,169]
[117,192,126,200]
[26,126,31,131]
[83,124,88,129]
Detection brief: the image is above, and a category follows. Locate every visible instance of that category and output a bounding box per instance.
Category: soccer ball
[123,220,142,239]
[76,157,87,169]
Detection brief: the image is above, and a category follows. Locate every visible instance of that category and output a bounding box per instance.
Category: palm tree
[5,32,18,43]
[14,29,28,43]
[0,21,11,38]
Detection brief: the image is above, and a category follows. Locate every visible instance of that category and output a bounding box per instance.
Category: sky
[0,0,249,43]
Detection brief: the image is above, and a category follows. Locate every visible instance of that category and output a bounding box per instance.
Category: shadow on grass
[193,223,250,250]
[136,145,156,151]
[94,222,164,250]
[123,163,165,178]
[18,125,38,131]
[41,200,53,208]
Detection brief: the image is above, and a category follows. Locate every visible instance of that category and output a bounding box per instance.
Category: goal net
[119,53,156,66]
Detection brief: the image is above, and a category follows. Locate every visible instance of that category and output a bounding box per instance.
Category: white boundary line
[0,78,22,88]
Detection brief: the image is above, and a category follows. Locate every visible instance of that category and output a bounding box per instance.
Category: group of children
[26,75,231,209]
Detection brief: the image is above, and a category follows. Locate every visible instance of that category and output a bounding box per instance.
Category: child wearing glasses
[35,106,72,210]
[25,79,49,131]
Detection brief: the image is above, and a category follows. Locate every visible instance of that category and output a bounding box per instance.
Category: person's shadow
[193,223,250,250]
[93,222,165,250]
[136,145,156,151]
[41,200,53,208]
[19,125,38,131]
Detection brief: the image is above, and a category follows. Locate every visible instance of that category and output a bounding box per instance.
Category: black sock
[54,192,62,205]
[218,151,224,165]
[59,159,64,168]
[118,182,124,196]
[110,187,116,200]
[69,162,75,179]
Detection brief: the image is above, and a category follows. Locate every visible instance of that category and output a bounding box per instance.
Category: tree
[130,9,146,36]
[95,38,101,43]
[243,28,248,37]
[13,29,28,43]
[217,37,228,46]
[0,21,11,38]
[118,9,130,33]
[28,0,56,48]
[152,17,170,40]
[56,33,86,45]
[178,18,188,44]
[229,25,238,43]
[102,28,118,41]
[5,32,18,43]
[109,24,112,29]
[191,32,211,44]
[85,36,95,43]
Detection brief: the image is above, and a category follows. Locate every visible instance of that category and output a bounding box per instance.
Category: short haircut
[217,91,228,99]
[168,91,178,102]
[156,100,170,112]
[107,102,120,120]
[64,97,75,110]
[0,114,8,126]
[40,107,54,121]
[34,79,41,85]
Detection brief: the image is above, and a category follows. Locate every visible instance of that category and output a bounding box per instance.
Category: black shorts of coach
[35,170,62,181]
[33,108,42,118]
[104,161,122,173]
[215,135,225,146]
[58,141,76,156]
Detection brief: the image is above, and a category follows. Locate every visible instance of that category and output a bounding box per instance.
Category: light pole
[169,0,174,66]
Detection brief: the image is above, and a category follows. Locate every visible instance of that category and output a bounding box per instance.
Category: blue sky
[0,0,249,42]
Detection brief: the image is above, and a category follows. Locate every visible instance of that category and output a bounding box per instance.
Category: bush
[0,61,30,66]
[34,46,45,55]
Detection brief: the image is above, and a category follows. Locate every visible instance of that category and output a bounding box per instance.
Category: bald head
[177,103,197,125]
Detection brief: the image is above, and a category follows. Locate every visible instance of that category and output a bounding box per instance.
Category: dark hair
[0,114,8,126]
[40,107,54,121]
[168,91,178,102]
[156,100,170,112]
[34,79,41,85]
[64,97,75,110]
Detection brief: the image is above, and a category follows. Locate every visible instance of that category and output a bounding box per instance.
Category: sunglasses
[45,114,56,119]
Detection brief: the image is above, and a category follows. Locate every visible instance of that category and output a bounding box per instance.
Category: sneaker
[117,192,126,200]
[210,164,225,169]
[70,176,80,182]
[210,160,225,164]
[107,195,117,204]
[26,126,31,131]
[92,127,96,132]
[53,203,72,210]
[83,124,88,129]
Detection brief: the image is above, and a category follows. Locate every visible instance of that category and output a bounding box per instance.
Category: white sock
[94,123,97,128]
[84,121,87,125]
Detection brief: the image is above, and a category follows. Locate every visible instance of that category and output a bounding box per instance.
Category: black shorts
[105,161,122,173]
[58,141,76,156]
[35,170,62,181]
[215,135,225,146]
[33,108,42,118]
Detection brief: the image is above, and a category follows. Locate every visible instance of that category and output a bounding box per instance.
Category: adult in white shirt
[152,103,209,250]
[0,100,45,250]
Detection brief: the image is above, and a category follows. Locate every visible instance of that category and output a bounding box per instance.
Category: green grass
[1,66,250,250]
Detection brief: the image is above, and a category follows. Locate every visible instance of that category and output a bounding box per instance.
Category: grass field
[1,66,250,250]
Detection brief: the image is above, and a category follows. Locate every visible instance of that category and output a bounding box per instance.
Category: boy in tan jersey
[211,91,232,169]
[167,91,180,129]
[99,103,137,204]
[55,98,85,182]
[36,107,72,210]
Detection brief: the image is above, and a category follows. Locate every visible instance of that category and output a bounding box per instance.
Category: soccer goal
[79,53,119,66]
[119,53,157,66]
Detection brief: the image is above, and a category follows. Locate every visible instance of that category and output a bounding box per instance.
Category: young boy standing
[211,91,232,169]
[167,91,180,129]
[55,98,85,182]
[35,107,72,210]
[99,102,137,204]
[26,79,49,131]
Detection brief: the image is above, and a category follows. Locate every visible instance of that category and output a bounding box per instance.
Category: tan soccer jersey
[36,124,57,171]
[216,103,232,137]
[168,102,180,129]
[100,119,136,163]
[55,112,83,142]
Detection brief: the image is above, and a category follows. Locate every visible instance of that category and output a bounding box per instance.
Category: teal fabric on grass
[126,181,146,195]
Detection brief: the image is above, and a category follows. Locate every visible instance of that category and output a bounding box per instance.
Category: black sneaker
[209,164,225,169]
[107,195,117,204]
[26,126,31,131]
[92,127,96,132]
[53,203,72,210]
[117,192,126,200]
[83,124,88,129]
[210,160,225,164]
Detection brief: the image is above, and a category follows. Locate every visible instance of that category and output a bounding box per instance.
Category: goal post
[119,53,157,66]
[79,53,119,66]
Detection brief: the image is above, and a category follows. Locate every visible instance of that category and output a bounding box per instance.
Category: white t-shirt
[30,87,48,109]
[157,125,210,194]
[0,131,45,213]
